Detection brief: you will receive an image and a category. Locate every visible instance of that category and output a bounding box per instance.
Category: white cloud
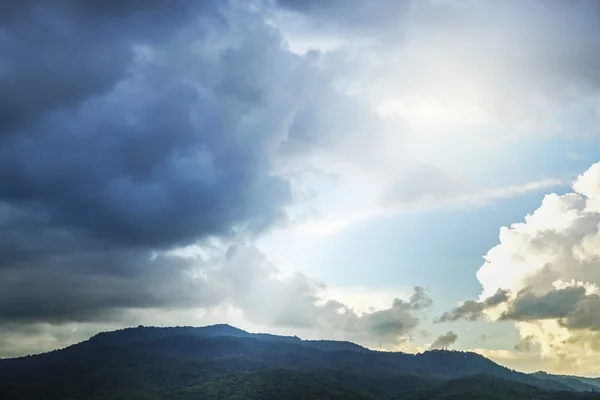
[468,162,600,375]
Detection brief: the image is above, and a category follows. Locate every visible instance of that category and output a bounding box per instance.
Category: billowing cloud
[429,331,458,350]
[0,0,434,357]
[201,243,433,346]
[0,1,296,251]
[446,162,600,374]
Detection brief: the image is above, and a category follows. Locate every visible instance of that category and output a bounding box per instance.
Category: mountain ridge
[1,324,598,399]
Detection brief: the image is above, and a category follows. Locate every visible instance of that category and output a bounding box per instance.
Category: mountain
[166,370,372,400]
[160,371,600,400]
[413,374,599,400]
[0,324,597,400]
[575,378,600,390]
[533,372,600,392]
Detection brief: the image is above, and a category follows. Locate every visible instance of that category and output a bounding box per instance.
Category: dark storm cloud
[274,0,409,34]
[0,79,290,248]
[436,289,510,322]
[0,0,290,251]
[0,0,394,330]
[0,245,231,324]
[0,0,221,132]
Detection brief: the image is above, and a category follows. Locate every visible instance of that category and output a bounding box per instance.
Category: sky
[3,0,600,377]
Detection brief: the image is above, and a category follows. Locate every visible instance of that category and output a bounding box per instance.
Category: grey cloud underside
[439,285,600,332]
[274,0,409,34]
[436,289,510,322]
[500,287,600,331]
[0,248,223,324]
[0,242,432,351]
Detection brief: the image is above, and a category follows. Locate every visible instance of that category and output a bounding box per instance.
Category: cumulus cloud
[443,162,600,373]
[429,331,458,350]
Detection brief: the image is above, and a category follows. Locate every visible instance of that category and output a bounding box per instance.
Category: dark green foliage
[0,325,598,400]
[166,370,372,400]
[411,374,600,400]
[532,372,600,392]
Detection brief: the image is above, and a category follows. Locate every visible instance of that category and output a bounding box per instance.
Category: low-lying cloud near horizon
[3,0,600,371]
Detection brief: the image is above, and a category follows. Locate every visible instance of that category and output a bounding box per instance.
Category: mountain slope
[166,370,372,400]
[0,324,594,399]
[532,372,600,392]
[65,325,569,388]
[165,371,600,400]
[413,374,600,400]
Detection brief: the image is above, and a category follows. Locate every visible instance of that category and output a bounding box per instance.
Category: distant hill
[0,324,597,400]
[532,372,600,393]
[414,374,599,400]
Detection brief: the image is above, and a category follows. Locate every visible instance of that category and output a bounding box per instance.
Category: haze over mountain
[5,0,600,381]
[1,325,599,399]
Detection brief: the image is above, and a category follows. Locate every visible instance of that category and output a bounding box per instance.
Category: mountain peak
[86,323,252,348]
